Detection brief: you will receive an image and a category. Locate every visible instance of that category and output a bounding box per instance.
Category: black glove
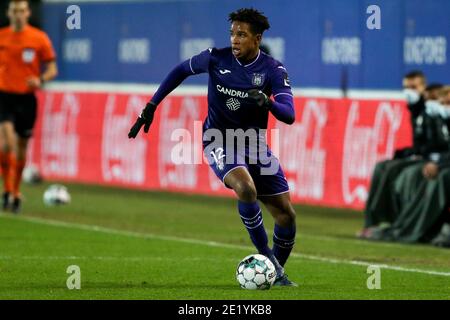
[247,89,272,109]
[128,102,157,138]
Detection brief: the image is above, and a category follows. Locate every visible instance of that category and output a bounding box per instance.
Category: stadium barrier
[43,0,450,89]
[29,85,412,210]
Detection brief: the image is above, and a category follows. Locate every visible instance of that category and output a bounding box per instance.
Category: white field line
[1,214,450,277]
[298,233,449,250]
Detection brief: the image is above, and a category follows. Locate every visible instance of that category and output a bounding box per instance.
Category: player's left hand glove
[128,102,157,138]
[247,89,272,109]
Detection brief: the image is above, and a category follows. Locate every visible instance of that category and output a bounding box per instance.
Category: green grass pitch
[0,182,449,299]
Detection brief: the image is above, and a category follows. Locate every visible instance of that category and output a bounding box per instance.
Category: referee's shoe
[12,197,21,214]
[2,192,10,211]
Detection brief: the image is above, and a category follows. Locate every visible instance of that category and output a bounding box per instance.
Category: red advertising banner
[29,90,412,210]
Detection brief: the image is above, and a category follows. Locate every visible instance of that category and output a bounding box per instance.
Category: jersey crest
[252,73,265,86]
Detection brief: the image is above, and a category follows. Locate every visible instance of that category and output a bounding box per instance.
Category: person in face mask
[372,85,450,243]
[409,84,447,158]
[394,79,443,159]
[358,71,428,239]
[396,86,450,247]
[402,71,427,118]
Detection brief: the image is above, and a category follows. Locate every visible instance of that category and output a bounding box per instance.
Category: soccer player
[0,0,58,213]
[129,8,297,286]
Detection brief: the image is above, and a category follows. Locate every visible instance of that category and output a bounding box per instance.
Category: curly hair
[228,8,270,35]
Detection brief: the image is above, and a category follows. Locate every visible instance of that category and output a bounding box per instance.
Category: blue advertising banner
[43,0,450,89]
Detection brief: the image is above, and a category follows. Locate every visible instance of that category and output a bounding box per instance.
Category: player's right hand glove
[128,102,157,138]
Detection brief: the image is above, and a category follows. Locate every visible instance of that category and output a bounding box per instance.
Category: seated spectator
[368,86,450,244]
[358,73,447,238]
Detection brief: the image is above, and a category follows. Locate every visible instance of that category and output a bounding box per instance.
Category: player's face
[7,1,31,29]
[402,77,426,94]
[230,22,261,61]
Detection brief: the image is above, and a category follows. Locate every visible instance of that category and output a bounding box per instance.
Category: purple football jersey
[189,47,293,132]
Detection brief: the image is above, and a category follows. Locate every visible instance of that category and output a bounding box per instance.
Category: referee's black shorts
[0,91,37,138]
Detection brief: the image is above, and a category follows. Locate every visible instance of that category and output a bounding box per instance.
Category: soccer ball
[236,254,276,290]
[43,184,71,206]
[22,165,42,184]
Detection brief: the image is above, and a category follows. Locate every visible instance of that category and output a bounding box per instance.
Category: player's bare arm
[26,60,58,89]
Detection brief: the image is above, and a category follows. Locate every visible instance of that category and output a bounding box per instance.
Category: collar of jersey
[234,50,261,67]
[9,24,30,34]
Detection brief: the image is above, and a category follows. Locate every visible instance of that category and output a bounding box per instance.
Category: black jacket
[437,118,450,169]
[394,98,449,159]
